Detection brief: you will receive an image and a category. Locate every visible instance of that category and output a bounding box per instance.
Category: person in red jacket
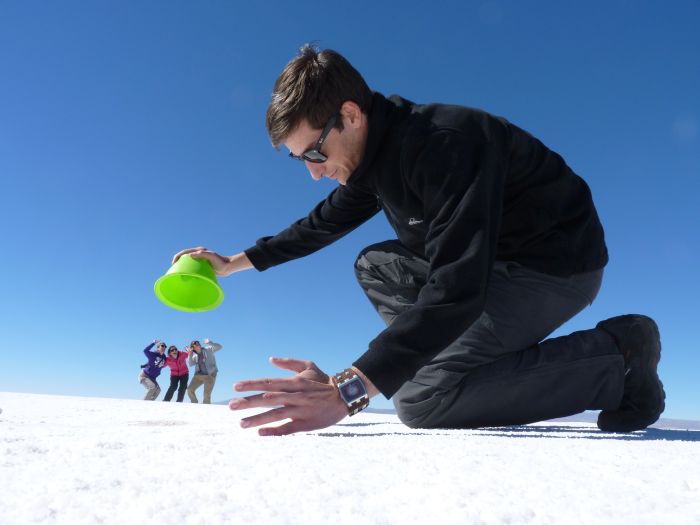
[163,345,190,402]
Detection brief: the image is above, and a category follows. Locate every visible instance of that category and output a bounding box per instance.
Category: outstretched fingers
[238,407,291,429]
[268,356,314,373]
[235,374,330,393]
[229,357,345,436]
[229,391,324,411]
[235,378,297,393]
[258,421,306,436]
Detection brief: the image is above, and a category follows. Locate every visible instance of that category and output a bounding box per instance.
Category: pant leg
[139,372,161,401]
[187,375,205,403]
[202,373,216,404]
[163,376,179,402]
[151,379,161,401]
[355,240,625,429]
[176,374,189,402]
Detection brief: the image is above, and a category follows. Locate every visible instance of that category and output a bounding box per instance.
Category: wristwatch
[333,368,370,416]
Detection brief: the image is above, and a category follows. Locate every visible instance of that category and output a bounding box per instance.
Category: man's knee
[395,392,494,430]
[393,373,490,429]
[395,403,424,429]
[393,385,446,429]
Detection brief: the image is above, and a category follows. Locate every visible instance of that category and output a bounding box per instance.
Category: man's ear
[340,101,364,129]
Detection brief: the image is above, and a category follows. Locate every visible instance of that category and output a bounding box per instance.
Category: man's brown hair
[266,44,373,148]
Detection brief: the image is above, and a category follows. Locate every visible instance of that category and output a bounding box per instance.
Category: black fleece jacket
[244,92,608,398]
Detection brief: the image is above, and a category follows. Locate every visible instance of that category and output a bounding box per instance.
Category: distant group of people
[139,338,223,404]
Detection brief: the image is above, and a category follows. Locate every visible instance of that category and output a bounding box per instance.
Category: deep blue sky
[1,1,698,418]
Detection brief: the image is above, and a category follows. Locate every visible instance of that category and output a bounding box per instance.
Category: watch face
[339,377,367,403]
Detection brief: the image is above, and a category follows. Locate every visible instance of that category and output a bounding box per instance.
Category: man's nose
[305,161,323,181]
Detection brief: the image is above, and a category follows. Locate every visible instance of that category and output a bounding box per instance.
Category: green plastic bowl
[154,254,224,312]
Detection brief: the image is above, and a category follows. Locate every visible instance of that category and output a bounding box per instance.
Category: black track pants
[354,240,624,428]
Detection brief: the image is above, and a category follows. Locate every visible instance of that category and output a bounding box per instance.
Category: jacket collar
[347,92,397,189]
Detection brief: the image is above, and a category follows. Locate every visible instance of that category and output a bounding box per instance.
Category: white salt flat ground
[1,392,699,525]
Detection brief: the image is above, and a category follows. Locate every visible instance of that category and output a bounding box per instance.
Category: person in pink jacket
[163,345,190,402]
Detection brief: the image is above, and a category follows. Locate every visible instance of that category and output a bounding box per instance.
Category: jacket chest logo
[408,217,424,226]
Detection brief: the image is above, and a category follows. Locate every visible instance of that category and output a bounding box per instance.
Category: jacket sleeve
[188,352,198,366]
[143,342,155,358]
[244,184,379,271]
[204,341,222,353]
[353,129,509,397]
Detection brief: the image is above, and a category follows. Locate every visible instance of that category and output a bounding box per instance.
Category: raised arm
[143,341,156,357]
[203,338,222,353]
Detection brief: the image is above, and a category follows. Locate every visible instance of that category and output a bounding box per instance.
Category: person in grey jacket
[186,339,223,404]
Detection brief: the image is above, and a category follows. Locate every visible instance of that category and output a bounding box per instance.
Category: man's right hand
[171,248,253,277]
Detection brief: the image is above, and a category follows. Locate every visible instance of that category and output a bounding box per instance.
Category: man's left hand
[229,357,348,436]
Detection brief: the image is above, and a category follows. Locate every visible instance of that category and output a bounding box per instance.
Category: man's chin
[334,171,349,185]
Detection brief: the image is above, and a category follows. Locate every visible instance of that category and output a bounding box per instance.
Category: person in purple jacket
[139,340,166,401]
[163,345,190,402]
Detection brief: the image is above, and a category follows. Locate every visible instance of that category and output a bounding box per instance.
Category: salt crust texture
[1,392,699,525]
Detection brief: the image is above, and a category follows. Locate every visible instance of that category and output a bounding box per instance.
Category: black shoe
[595,315,665,432]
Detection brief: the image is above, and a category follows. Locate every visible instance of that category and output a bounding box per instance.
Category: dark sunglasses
[169,350,178,354]
[288,114,337,163]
